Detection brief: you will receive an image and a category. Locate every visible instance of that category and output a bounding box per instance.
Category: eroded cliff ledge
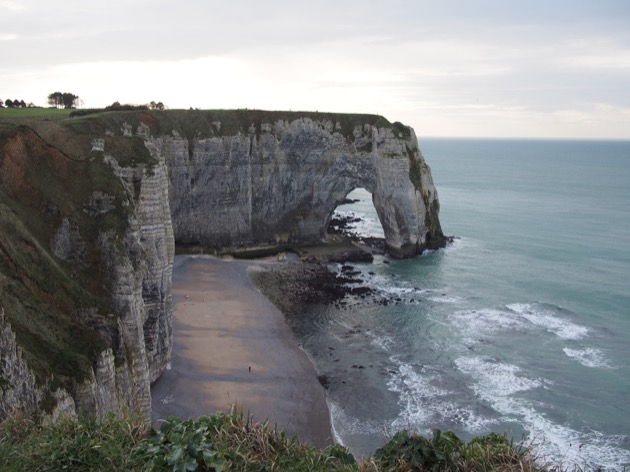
[0,109,444,422]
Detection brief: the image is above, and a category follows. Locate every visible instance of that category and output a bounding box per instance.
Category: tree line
[1,93,167,111]
[0,99,33,108]
[0,92,80,109]
[47,92,81,109]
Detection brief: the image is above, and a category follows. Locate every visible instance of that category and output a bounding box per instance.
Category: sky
[2,0,630,139]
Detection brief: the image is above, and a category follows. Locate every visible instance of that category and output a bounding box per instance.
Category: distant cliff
[0,109,444,421]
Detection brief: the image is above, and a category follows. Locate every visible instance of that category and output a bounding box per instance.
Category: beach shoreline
[151,255,334,447]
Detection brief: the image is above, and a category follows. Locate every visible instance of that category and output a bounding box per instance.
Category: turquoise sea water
[295,139,630,470]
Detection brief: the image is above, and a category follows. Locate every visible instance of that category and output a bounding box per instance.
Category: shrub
[134,415,226,471]
[0,414,149,471]
[0,411,547,471]
[372,429,539,472]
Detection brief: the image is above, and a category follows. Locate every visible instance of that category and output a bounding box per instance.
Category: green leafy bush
[135,415,225,471]
[373,428,539,472]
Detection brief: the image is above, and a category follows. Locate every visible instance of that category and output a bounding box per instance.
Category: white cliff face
[0,308,41,418]
[161,118,444,257]
[96,149,174,417]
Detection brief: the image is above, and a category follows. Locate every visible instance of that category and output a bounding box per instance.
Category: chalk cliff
[0,109,444,422]
[162,113,444,257]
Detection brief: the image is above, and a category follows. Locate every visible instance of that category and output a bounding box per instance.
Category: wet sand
[151,256,333,447]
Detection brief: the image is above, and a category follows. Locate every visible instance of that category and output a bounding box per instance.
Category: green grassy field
[0,107,73,121]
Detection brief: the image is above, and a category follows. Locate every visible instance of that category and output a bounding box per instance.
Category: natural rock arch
[162,116,444,258]
[325,187,384,239]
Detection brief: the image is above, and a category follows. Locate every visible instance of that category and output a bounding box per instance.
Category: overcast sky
[2,0,629,138]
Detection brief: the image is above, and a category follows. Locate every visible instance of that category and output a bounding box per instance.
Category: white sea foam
[455,356,542,398]
[371,334,395,352]
[328,400,390,437]
[448,308,527,344]
[517,404,630,470]
[378,285,418,296]
[427,294,465,303]
[508,303,589,340]
[563,347,613,368]
[455,355,630,470]
[387,362,448,428]
[450,303,590,344]
[387,360,495,433]
[359,270,426,298]
[420,236,466,257]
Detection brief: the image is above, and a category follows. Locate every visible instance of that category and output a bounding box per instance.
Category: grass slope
[0,117,154,400]
[0,411,549,472]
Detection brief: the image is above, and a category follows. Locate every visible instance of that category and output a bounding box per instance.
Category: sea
[295,138,630,470]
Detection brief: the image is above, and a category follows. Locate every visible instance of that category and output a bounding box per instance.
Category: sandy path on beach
[151,256,333,447]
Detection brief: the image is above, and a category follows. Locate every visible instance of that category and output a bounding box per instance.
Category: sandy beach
[151,256,333,447]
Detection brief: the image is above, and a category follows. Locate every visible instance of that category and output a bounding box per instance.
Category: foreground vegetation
[0,409,558,471]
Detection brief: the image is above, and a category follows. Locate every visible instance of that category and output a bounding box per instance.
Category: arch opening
[326,188,386,254]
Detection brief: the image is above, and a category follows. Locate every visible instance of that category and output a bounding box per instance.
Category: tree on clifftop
[47,91,80,109]
[149,101,165,110]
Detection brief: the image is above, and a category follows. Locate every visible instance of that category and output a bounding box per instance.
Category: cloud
[0,1,26,11]
[2,0,630,138]
[564,51,630,70]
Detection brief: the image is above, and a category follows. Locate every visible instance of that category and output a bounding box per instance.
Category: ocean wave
[455,355,629,470]
[521,405,630,471]
[427,293,466,303]
[328,400,392,438]
[508,303,589,340]
[449,308,528,344]
[377,285,419,296]
[563,347,613,368]
[356,269,451,302]
[356,269,428,298]
[448,303,590,345]
[455,356,543,398]
[387,360,496,434]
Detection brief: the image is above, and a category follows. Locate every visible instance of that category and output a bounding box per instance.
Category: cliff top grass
[0,107,410,138]
[0,410,552,472]
[62,108,405,142]
[0,107,73,121]
[1,108,414,156]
